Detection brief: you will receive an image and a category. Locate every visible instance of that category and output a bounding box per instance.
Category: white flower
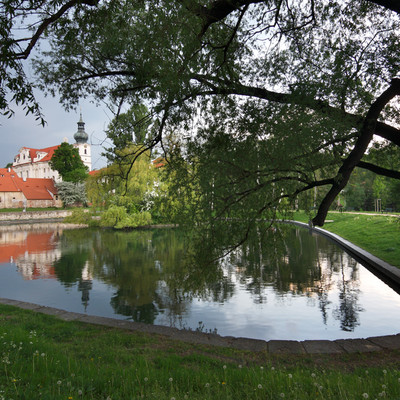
[288,374,292,379]
[271,367,275,371]
[205,383,210,388]
[57,380,62,385]
[238,364,242,369]
[223,365,227,369]
[144,377,148,382]
[311,373,316,378]
[78,390,83,395]
[362,394,369,399]
[280,393,285,398]
[258,384,262,389]
[169,377,173,382]
[382,384,386,389]
[383,370,387,375]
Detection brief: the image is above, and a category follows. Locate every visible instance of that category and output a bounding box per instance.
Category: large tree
[2,0,400,227]
[50,142,88,182]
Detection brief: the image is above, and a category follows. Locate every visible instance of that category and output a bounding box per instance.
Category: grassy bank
[290,211,400,268]
[0,304,399,400]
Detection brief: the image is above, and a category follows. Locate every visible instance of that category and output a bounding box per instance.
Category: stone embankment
[0,210,72,223]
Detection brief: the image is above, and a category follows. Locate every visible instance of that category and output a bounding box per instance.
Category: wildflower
[311,373,316,378]
[169,377,173,382]
[260,366,264,370]
[280,393,285,398]
[41,353,45,357]
[379,391,386,397]
[223,365,227,370]
[362,394,369,399]
[271,366,275,371]
[288,374,293,379]
[57,380,62,385]
[205,383,210,388]
[383,370,387,375]
[68,397,73,399]
[170,397,175,400]
[144,377,148,382]
[382,385,386,389]
[258,384,262,389]
[78,390,83,395]
[238,364,242,369]
[222,382,226,385]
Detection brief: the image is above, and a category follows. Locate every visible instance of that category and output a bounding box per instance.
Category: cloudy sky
[0,92,111,171]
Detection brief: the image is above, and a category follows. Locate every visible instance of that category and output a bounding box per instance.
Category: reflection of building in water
[0,229,62,280]
[78,261,93,310]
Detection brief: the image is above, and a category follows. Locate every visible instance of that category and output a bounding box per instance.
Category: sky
[0,92,111,171]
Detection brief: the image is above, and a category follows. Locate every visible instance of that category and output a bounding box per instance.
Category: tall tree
[2,0,400,228]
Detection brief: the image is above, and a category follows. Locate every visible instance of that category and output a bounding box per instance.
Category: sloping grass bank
[290,211,400,268]
[1,304,400,399]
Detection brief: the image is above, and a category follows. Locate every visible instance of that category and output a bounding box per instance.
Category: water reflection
[0,223,399,340]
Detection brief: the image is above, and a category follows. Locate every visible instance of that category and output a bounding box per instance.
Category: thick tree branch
[312,78,400,226]
[356,161,400,180]
[192,74,400,145]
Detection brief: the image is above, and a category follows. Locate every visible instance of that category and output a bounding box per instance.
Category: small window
[84,149,87,154]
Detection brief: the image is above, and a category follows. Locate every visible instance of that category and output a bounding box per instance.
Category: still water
[0,223,399,341]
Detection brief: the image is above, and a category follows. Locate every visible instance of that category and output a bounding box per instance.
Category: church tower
[73,113,91,171]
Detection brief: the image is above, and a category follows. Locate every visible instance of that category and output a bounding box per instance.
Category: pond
[0,223,399,341]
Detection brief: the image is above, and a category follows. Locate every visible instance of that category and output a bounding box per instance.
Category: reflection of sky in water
[0,225,399,341]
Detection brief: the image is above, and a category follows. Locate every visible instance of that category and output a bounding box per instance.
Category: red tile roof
[0,168,23,192]
[0,168,57,199]
[14,145,60,165]
[20,179,57,200]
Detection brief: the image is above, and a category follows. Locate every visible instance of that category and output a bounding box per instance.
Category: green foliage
[3,0,400,229]
[100,205,152,229]
[50,142,88,182]
[64,208,98,226]
[100,205,128,227]
[104,104,152,162]
[114,211,152,229]
[55,181,87,207]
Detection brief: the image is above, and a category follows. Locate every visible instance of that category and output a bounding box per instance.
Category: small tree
[56,181,87,207]
[50,142,88,182]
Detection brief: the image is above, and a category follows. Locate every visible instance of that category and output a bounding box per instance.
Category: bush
[115,211,152,229]
[64,208,99,226]
[100,205,128,227]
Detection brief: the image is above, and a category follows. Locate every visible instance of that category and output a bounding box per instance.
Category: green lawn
[0,304,399,399]
[290,211,400,268]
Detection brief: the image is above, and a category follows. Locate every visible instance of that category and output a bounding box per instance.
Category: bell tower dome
[73,112,91,171]
[74,112,89,144]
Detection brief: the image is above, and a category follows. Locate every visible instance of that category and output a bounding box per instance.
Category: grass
[289,211,400,268]
[0,304,399,399]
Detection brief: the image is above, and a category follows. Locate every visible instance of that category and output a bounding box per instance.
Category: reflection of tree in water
[53,225,364,332]
[210,223,363,332]
[332,254,363,331]
[53,230,91,281]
